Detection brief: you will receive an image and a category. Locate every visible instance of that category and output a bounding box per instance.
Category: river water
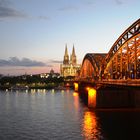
[0,89,140,140]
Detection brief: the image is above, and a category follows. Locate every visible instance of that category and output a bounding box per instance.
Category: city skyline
[0,0,140,75]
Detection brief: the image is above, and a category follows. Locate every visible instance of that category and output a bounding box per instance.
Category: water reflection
[73,92,80,111]
[73,92,79,97]
[31,89,36,94]
[82,111,101,140]
[51,89,55,93]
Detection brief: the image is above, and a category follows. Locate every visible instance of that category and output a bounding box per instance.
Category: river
[0,89,140,140]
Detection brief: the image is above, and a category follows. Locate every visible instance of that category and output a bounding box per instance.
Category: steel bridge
[76,18,140,87]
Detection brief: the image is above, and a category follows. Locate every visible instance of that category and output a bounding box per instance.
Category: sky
[0,0,140,75]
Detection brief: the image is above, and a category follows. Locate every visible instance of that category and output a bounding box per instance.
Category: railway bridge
[74,18,140,108]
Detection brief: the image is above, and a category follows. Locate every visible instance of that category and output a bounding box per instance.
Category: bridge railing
[98,79,140,86]
[75,77,95,83]
[75,76,140,87]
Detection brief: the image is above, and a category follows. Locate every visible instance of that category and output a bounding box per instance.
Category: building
[40,69,60,78]
[60,44,81,77]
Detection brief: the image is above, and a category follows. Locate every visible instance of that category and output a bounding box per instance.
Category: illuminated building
[60,44,81,77]
[40,69,60,78]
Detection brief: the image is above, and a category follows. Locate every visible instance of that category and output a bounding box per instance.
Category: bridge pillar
[87,88,96,108]
[74,82,97,108]
[76,82,140,108]
[74,82,79,91]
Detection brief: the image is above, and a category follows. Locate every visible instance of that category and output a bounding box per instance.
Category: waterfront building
[60,44,81,77]
[40,69,60,78]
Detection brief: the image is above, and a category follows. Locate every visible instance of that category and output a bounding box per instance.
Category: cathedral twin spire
[63,44,69,64]
[63,44,77,65]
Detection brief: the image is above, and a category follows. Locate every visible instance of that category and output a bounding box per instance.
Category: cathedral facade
[60,45,81,77]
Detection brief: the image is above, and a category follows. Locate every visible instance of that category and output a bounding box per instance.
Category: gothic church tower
[63,44,69,64]
[61,44,81,77]
[70,44,77,65]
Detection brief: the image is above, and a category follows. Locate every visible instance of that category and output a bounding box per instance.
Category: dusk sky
[0,0,140,75]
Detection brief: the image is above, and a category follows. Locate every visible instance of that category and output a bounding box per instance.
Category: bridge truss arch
[104,18,140,79]
[79,53,106,81]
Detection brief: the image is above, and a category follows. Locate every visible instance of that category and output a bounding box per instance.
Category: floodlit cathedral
[60,44,81,77]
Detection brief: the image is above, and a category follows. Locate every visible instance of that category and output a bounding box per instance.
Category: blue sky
[0,0,140,75]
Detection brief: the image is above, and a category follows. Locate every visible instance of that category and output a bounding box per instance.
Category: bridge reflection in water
[73,92,102,140]
[74,19,140,108]
[82,111,102,140]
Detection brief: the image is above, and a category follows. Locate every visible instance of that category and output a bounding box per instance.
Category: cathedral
[60,44,81,77]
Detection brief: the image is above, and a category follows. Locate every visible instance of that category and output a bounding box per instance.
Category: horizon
[0,0,140,75]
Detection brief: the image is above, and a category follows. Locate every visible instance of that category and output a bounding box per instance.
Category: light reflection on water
[0,89,140,140]
[73,91,102,140]
[82,111,98,140]
[73,92,79,110]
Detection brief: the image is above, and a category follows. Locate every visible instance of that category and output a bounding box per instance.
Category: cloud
[0,0,49,21]
[0,57,50,67]
[49,60,62,64]
[0,0,10,6]
[0,0,26,19]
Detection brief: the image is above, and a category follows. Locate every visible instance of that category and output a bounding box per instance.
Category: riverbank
[0,83,74,90]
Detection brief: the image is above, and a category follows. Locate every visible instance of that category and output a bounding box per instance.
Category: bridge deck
[97,79,140,87]
[76,78,140,87]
